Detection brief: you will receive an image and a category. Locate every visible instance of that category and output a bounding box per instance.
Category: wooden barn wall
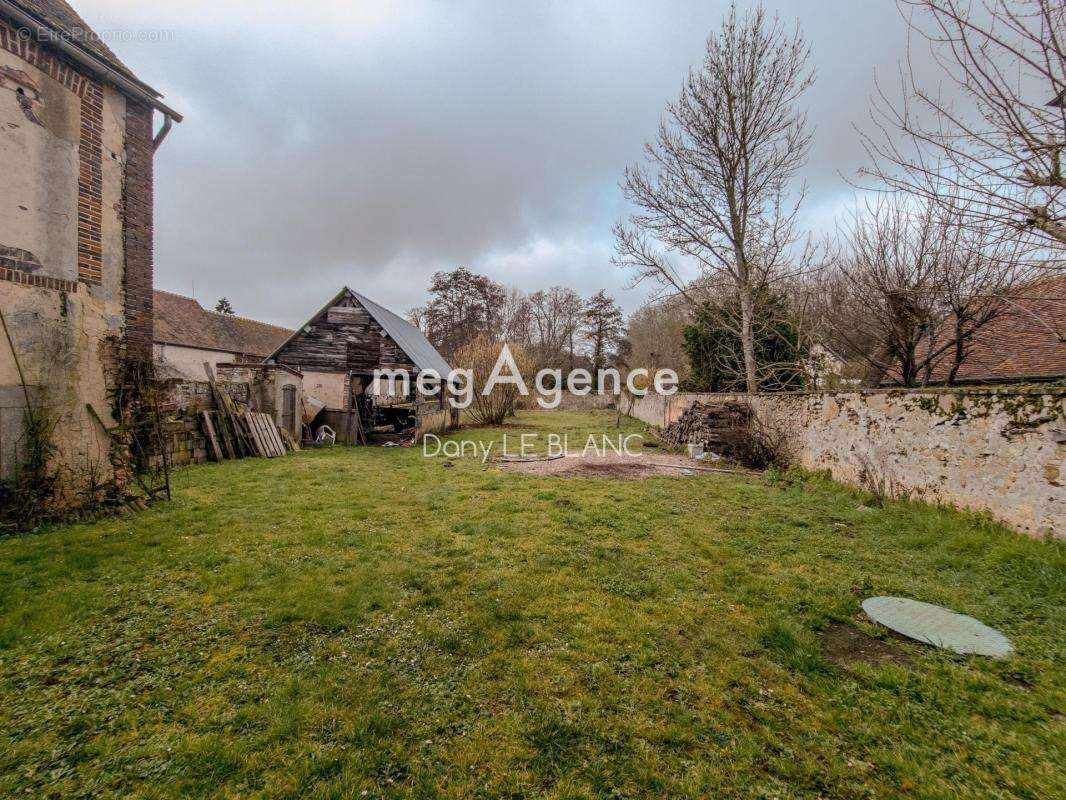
[275,293,416,374]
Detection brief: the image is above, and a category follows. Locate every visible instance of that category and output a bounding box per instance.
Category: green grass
[0,410,1063,799]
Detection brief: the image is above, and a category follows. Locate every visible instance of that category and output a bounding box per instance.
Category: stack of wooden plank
[199,363,297,462]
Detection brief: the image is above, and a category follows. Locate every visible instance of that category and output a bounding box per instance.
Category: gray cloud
[83,0,933,326]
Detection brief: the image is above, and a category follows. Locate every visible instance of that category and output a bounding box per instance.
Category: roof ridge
[153,290,291,332]
[203,307,292,331]
[154,288,200,302]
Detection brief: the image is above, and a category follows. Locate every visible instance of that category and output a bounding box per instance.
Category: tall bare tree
[927,201,1032,382]
[528,286,583,369]
[625,296,692,377]
[861,0,1066,249]
[614,3,814,393]
[501,287,534,346]
[825,197,950,386]
[405,305,428,333]
[420,268,507,359]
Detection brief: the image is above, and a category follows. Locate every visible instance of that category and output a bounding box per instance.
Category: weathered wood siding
[275,292,416,374]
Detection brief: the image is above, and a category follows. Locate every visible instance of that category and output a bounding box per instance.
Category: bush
[452,338,533,426]
[720,415,792,470]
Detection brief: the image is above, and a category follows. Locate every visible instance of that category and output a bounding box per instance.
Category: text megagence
[372,344,679,409]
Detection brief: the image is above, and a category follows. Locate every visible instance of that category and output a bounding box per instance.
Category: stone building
[0,1,180,504]
[153,290,292,381]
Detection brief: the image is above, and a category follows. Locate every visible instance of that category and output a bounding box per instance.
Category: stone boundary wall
[515,393,617,412]
[626,389,1065,538]
[556,392,617,411]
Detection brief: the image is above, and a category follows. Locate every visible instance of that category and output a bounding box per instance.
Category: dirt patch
[820,622,913,668]
[498,452,708,480]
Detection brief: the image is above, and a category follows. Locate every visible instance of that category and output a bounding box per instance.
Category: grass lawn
[0,410,1063,799]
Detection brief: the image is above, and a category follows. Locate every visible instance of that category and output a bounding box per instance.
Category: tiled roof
[926,275,1066,384]
[153,291,293,359]
[7,0,155,91]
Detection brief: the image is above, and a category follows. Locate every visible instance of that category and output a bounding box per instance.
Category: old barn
[270,288,454,443]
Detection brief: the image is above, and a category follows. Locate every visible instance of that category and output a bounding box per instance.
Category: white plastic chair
[316,425,337,447]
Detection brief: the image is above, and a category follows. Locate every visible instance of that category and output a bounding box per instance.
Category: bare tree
[501,287,534,347]
[614,3,814,393]
[826,197,948,386]
[861,0,1066,249]
[528,286,583,369]
[625,296,692,377]
[927,201,1032,382]
[406,305,428,332]
[422,268,507,359]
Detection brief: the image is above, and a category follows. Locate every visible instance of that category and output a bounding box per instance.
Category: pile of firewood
[659,401,753,453]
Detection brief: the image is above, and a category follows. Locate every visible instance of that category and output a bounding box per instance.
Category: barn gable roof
[270,287,453,376]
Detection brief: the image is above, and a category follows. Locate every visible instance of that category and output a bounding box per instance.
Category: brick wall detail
[0,19,106,285]
[77,82,103,283]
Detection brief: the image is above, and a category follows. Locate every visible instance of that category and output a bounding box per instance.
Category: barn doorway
[281,384,297,436]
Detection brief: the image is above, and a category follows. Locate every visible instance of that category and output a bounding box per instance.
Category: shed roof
[153,291,293,359]
[350,290,453,376]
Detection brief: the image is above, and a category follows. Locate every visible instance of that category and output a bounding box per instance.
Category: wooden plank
[264,415,286,456]
[222,395,252,457]
[279,427,301,452]
[252,413,273,457]
[200,411,223,462]
[233,404,259,457]
[257,414,277,457]
[253,412,277,458]
[203,363,237,459]
[243,410,269,457]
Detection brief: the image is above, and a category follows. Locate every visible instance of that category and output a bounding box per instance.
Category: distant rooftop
[923,274,1066,385]
[153,291,292,359]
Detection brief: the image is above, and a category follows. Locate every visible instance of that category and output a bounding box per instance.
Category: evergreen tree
[682,292,806,392]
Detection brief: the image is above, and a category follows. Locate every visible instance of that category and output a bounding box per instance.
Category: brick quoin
[123,100,155,361]
[77,81,104,284]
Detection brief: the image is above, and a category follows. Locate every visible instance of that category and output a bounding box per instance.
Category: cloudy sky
[81,0,928,328]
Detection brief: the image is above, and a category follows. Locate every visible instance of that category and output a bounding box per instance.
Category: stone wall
[627,389,1065,538]
[555,392,617,411]
[0,18,157,508]
[156,378,249,467]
